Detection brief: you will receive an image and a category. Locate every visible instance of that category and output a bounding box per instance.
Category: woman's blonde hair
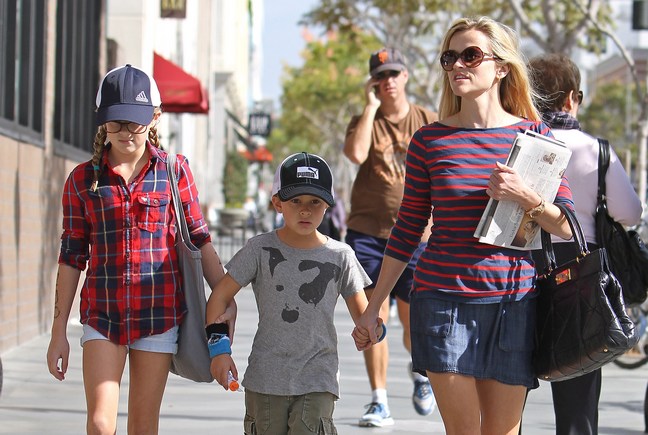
[90,108,162,192]
[437,16,541,122]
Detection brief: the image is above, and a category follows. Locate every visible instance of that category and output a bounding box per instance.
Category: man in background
[344,47,438,427]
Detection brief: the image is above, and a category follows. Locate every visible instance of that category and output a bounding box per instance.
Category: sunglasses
[577,90,583,105]
[440,46,500,71]
[374,70,401,80]
[105,121,148,134]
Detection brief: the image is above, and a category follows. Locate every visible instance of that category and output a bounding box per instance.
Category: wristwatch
[526,197,546,219]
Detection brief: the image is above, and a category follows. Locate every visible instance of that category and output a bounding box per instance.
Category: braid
[148,107,163,149]
[148,125,161,149]
[90,126,107,192]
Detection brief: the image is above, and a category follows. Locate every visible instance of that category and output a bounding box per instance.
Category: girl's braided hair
[90,108,162,192]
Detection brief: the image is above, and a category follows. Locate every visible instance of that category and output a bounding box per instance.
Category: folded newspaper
[473,130,572,250]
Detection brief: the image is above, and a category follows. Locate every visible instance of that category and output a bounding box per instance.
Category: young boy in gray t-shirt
[205,152,383,434]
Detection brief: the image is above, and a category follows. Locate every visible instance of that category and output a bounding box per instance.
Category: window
[0,0,101,154]
[0,0,45,142]
[54,0,102,154]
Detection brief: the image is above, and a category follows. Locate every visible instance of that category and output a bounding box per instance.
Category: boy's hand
[210,354,238,390]
[352,317,385,351]
[352,325,371,350]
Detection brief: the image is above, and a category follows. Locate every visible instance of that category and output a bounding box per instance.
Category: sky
[260,0,319,110]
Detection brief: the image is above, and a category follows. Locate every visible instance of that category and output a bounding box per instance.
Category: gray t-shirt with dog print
[226,230,371,398]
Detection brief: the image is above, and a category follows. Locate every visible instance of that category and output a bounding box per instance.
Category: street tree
[571,0,648,205]
[276,1,648,203]
[301,0,612,110]
[266,29,382,198]
[580,81,637,153]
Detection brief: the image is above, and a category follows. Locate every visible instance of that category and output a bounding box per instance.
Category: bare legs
[83,340,171,435]
[429,371,526,435]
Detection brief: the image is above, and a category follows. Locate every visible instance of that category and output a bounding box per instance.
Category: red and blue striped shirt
[59,143,211,344]
[386,120,573,302]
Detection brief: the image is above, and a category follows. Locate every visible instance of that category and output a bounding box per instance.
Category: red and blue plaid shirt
[59,143,211,345]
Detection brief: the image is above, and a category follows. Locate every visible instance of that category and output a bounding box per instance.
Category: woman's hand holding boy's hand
[352,317,385,351]
[352,325,371,350]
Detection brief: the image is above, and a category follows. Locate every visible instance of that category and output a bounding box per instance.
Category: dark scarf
[541,111,581,131]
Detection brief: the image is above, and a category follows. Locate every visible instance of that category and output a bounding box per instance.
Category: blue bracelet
[207,334,232,358]
[377,324,387,343]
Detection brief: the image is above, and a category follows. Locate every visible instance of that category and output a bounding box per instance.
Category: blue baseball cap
[95,64,161,126]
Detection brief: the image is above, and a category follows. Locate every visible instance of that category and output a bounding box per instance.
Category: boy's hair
[528,53,581,114]
[271,152,335,206]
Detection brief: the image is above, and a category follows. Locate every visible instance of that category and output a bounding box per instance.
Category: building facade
[0,0,252,355]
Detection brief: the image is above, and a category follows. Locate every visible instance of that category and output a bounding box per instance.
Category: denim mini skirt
[409,292,539,389]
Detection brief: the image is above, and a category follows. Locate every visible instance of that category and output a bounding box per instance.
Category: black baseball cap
[369,47,406,78]
[271,152,335,206]
[95,64,161,126]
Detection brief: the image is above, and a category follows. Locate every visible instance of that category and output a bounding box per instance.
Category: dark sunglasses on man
[440,46,501,71]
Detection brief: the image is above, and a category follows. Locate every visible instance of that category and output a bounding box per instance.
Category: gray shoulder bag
[167,154,214,383]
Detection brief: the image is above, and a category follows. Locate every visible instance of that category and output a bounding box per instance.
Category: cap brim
[278,186,335,207]
[96,104,154,126]
[370,64,405,77]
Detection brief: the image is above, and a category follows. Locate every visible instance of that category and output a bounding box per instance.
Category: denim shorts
[80,324,179,354]
[409,292,539,389]
[345,229,424,302]
[244,390,337,434]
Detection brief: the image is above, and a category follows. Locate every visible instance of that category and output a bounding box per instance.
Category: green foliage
[580,81,639,156]
[302,0,614,52]
[270,0,616,163]
[300,0,614,107]
[267,28,381,168]
[223,149,248,208]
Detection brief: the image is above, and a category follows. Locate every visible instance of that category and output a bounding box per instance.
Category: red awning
[240,147,273,162]
[153,52,209,114]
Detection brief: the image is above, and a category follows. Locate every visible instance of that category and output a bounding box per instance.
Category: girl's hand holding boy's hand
[213,299,238,344]
[210,354,238,390]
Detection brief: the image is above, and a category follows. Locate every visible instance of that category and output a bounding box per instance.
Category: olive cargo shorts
[244,390,338,434]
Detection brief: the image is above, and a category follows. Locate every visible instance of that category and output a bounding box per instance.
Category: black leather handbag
[596,138,648,306]
[533,204,639,382]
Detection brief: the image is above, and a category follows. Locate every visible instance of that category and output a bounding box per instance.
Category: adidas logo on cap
[135,91,149,103]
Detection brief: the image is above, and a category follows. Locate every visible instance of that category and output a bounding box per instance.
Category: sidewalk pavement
[1,285,648,434]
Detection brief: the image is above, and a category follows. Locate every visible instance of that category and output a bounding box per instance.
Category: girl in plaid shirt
[46,65,234,434]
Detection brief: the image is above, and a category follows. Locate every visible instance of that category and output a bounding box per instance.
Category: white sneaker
[410,363,436,416]
[358,402,395,427]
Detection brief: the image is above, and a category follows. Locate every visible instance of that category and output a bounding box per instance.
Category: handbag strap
[596,138,610,210]
[595,138,618,245]
[540,203,589,272]
[166,154,192,244]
